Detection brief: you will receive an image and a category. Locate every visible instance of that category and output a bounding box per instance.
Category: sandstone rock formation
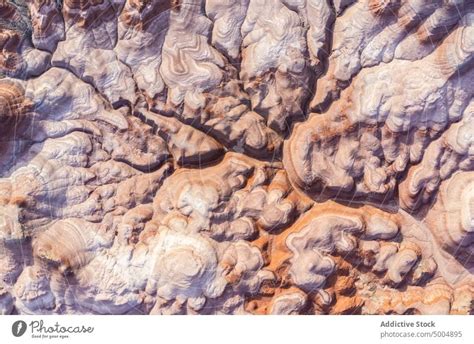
[0,0,472,315]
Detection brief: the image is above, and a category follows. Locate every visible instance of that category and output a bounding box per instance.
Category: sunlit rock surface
[0,0,472,315]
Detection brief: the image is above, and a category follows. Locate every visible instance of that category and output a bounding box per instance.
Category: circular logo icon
[12,320,27,337]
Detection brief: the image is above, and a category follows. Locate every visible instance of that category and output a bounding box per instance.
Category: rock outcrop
[0,0,472,315]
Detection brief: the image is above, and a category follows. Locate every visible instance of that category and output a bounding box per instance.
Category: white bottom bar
[1,315,472,344]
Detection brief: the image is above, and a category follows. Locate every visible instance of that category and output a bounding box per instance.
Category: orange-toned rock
[0,0,471,315]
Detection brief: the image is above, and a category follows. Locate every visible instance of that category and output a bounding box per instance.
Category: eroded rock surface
[0,0,472,315]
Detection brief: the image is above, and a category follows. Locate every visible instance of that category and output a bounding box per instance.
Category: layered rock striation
[0,0,472,315]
